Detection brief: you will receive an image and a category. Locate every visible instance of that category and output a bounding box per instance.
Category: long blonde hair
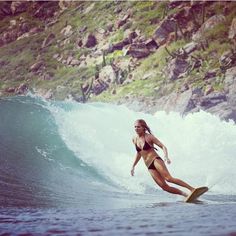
[136,119,152,134]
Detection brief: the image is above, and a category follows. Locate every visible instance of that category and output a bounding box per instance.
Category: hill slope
[0,1,236,121]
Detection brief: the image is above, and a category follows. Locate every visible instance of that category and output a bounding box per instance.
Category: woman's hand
[165,157,171,164]
[131,167,135,176]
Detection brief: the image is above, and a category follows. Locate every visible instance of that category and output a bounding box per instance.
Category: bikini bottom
[148,156,163,170]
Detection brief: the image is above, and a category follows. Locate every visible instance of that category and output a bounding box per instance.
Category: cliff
[0,1,236,121]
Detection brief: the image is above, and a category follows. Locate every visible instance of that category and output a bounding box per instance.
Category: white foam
[50,101,236,195]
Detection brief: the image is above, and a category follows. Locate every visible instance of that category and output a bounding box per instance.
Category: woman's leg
[153,159,195,192]
[149,169,188,197]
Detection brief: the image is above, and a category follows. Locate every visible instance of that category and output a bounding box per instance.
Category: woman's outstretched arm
[131,152,141,176]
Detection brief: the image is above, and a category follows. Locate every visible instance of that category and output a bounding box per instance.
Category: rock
[16,83,28,94]
[154,89,194,114]
[0,2,11,20]
[200,92,227,109]
[144,38,158,51]
[107,24,113,32]
[99,65,116,84]
[41,73,53,81]
[61,25,73,37]
[17,32,30,40]
[79,26,87,33]
[111,88,116,95]
[205,102,236,122]
[44,89,53,99]
[153,18,176,45]
[204,85,214,95]
[182,42,198,54]
[229,17,236,40]
[204,69,217,80]
[29,27,43,34]
[126,43,150,59]
[225,66,236,87]
[192,14,226,41]
[76,38,83,47]
[70,59,80,66]
[11,1,28,15]
[10,20,17,27]
[19,22,30,33]
[93,79,108,95]
[33,2,59,20]
[109,38,130,53]
[1,30,18,45]
[128,31,138,41]
[5,87,16,93]
[225,66,236,108]
[84,34,97,48]
[164,58,189,80]
[30,61,44,72]
[220,50,231,65]
[66,55,73,65]
[114,6,122,14]
[41,33,55,48]
[117,13,130,28]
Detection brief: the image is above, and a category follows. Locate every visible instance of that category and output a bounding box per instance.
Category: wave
[0,95,236,208]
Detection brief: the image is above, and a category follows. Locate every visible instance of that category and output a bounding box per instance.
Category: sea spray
[48,99,236,195]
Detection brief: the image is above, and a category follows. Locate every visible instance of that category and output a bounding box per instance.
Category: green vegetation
[0,0,235,103]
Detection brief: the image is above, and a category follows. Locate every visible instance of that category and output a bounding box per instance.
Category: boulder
[60,25,73,37]
[84,34,97,48]
[126,43,150,59]
[108,38,130,53]
[5,87,16,93]
[229,17,236,40]
[153,18,176,45]
[93,79,108,95]
[70,59,80,66]
[33,2,59,20]
[199,92,227,109]
[204,69,217,80]
[164,58,189,80]
[19,22,30,33]
[154,89,195,114]
[219,50,236,68]
[225,66,236,108]
[1,30,18,44]
[144,38,158,51]
[99,65,116,84]
[16,83,28,94]
[11,1,28,15]
[117,13,130,28]
[17,32,30,40]
[29,27,43,34]
[204,85,214,96]
[79,26,87,33]
[0,2,11,20]
[192,14,226,41]
[30,61,44,72]
[182,42,198,54]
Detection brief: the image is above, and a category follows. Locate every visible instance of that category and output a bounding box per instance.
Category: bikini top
[135,136,158,152]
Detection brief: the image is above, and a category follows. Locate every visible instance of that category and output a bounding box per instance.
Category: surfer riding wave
[131,119,195,197]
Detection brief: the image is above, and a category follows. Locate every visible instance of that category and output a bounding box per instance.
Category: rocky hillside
[1,1,236,121]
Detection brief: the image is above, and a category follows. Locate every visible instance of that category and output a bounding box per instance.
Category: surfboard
[185,186,208,203]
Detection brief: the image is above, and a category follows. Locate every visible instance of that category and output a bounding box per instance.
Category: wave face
[0,96,236,208]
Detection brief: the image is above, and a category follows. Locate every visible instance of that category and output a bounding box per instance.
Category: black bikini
[135,136,163,170]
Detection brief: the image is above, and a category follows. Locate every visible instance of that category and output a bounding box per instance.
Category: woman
[131,119,195,197]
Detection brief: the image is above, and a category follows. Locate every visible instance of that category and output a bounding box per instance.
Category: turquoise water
[0,96,236,235]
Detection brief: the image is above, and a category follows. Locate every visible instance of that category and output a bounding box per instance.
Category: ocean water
[0,95,236,235]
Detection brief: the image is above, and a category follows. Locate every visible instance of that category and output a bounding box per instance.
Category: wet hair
[135,119,152,134]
